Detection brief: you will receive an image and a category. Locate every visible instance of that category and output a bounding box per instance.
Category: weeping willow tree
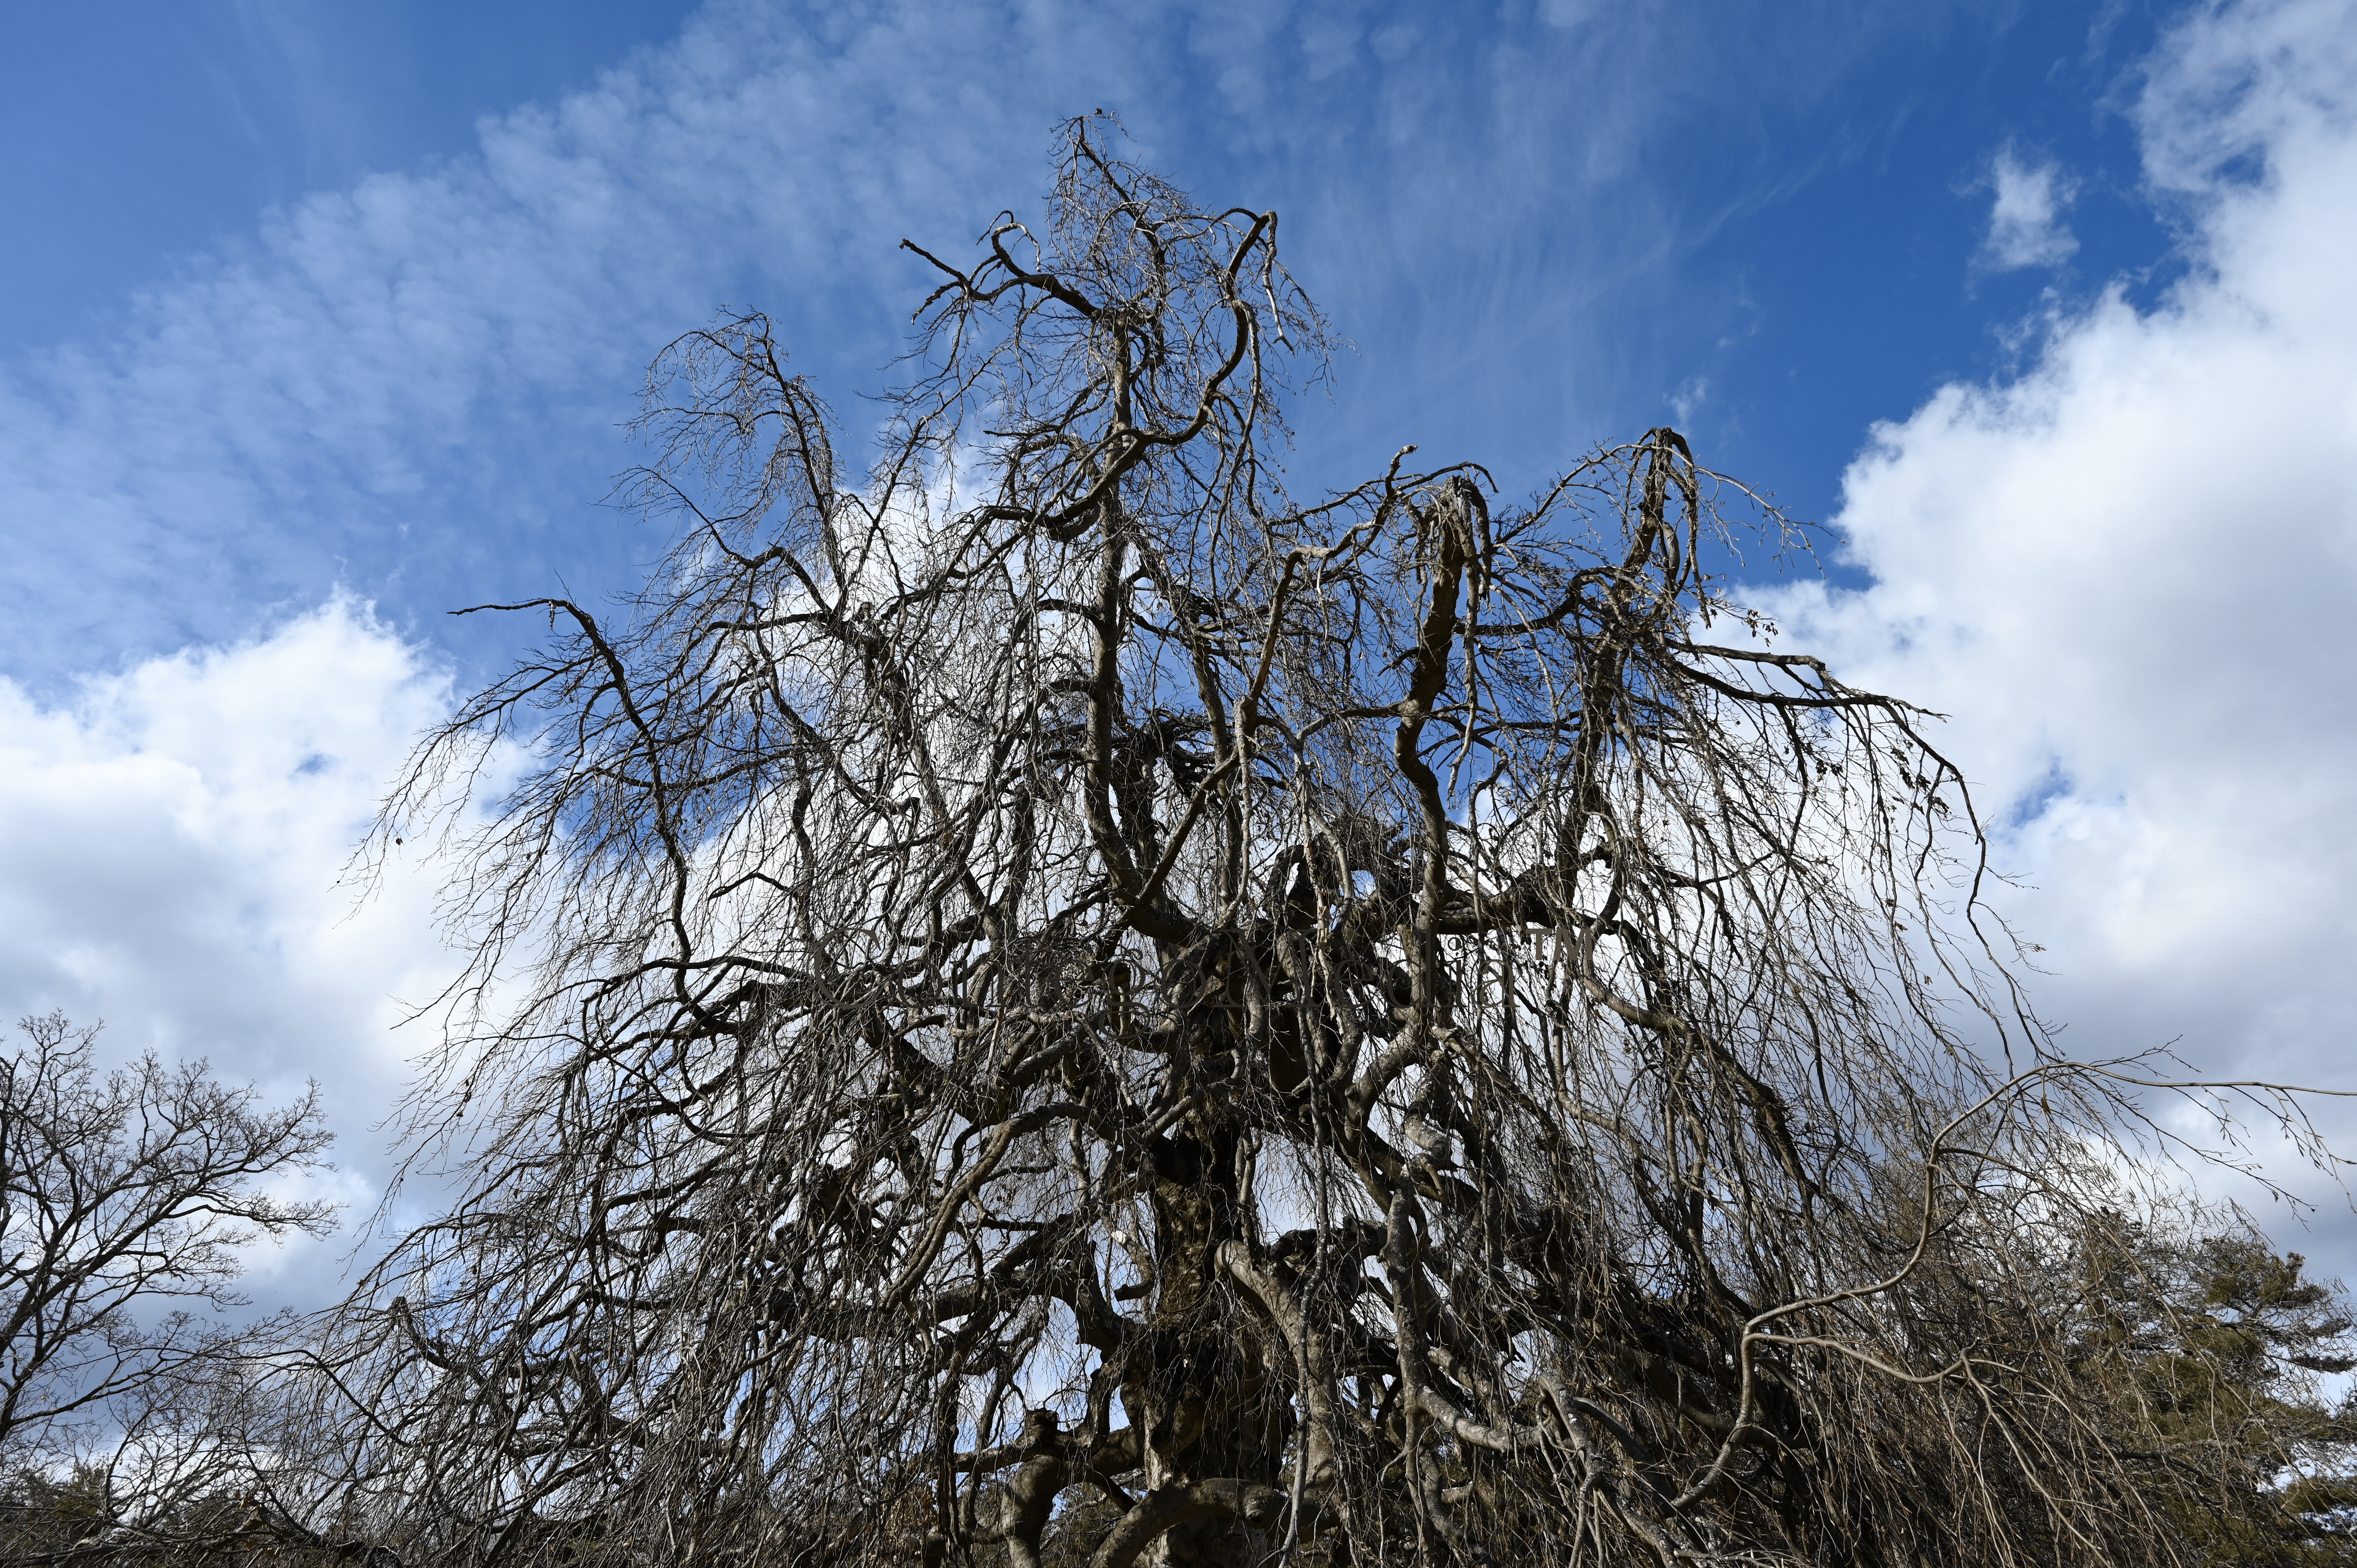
[297,119,2344,1567]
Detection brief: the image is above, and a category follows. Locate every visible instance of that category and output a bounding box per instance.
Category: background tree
[0,1014,334,1455]
[2072,1218,2357,1564]
[0,1362,336,1568]
[0,1012,336,1561]
[313,118,2348,1566]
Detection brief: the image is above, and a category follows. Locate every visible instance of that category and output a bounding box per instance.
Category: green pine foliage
[2080,1223,2357,1564]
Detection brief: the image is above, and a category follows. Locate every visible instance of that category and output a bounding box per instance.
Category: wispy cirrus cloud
[0,0,1980,691]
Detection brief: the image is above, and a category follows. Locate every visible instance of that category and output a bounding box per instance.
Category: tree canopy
[152,118,2355,1568]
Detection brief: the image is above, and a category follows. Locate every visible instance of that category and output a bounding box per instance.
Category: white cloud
[1771,0,2357,1232]
[1977,148,2079,272]
[0,599,459,1302]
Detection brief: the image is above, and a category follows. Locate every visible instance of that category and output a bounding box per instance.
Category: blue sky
[0,2,700,356]
[0,0,2186,683]
[5,0,2355,1305]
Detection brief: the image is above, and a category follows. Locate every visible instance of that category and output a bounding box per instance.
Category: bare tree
[0,1014,340,1568]
[0,1344,396,1568]
[0,1013,334,1469]
[317,119,2343,1566]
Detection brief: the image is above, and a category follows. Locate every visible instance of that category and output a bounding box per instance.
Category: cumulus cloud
[0,599,458,1303]
[1773,0,2357,1228]
[1976,148,2079,271]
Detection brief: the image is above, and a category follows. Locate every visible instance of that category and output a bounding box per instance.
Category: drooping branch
[273,117,2355,1568]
